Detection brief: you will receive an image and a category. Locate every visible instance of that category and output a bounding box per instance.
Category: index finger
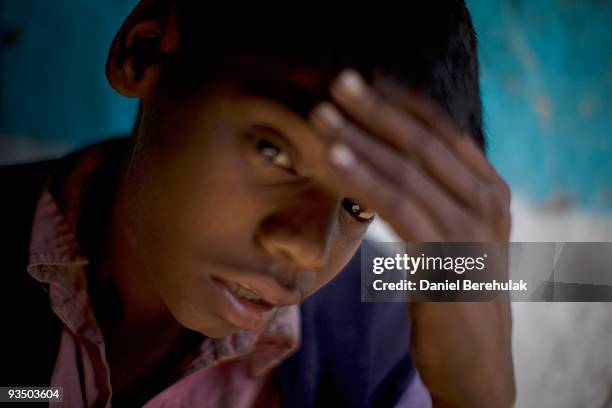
[332,69,500,183]
[394,86,500,182]
[327,69,491,208]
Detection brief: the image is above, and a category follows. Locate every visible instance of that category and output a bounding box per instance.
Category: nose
[255,189,339,272]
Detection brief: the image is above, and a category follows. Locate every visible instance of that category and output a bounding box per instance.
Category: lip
[214,268,306,307]
[208,275,279,331]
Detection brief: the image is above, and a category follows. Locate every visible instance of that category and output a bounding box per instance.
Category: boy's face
[123,58,372,337]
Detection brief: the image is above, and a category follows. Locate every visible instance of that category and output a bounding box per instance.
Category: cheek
[128,119,249,239]
[123,128,271,288]
[128,159,254,269]
[122,160,255,335]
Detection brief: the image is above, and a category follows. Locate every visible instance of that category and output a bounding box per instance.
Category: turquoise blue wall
[0,0,138,143]
[469,0,612,211]
[2,1,611,211]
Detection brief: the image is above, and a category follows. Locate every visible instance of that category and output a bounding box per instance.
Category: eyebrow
[238,78,330,119]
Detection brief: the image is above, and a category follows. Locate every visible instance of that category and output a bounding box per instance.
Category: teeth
[227,281,262,302]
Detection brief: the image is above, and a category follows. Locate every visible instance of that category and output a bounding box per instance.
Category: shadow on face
[122,58,375,337]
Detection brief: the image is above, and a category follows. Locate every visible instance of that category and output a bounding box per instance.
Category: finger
[310,102,477,238]
[398,87,500,182]
[317,142,442,242]
[328,69,489,209]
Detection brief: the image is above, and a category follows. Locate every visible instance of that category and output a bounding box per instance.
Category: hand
[309,69,515,407]
[310,70,511,242]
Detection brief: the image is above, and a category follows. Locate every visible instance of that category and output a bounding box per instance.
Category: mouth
[208,275,278,331]
[224,280,274,307]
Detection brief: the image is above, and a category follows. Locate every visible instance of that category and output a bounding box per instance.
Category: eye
[257,138,292,169]
[247,126,295,173]
[342,198,376,222]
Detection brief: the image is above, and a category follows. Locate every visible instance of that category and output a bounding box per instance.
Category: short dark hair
[166,1,484,149]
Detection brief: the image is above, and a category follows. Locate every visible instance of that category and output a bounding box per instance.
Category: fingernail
[313,102,344,129]
[334,69,366,100]
[329,143,355,169]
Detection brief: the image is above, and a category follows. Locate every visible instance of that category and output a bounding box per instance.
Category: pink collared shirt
[26,142,300,407]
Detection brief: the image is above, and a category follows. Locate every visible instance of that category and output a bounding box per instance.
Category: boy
[1,1,515,406]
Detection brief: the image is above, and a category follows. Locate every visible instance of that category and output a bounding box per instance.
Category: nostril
[288,269,318,300]
[275,247,297,264]
[276,273,297,290]
[267,264,317,299]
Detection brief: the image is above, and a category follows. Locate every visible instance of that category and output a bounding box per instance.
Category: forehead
[202,55,337,118]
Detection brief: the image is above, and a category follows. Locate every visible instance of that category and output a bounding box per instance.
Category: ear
[106,0,180,99]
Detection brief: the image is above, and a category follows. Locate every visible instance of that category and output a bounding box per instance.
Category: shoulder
[0,138,128,386]
[0,159,62,387]
[0,136,129,216]
[0,158,60,250]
